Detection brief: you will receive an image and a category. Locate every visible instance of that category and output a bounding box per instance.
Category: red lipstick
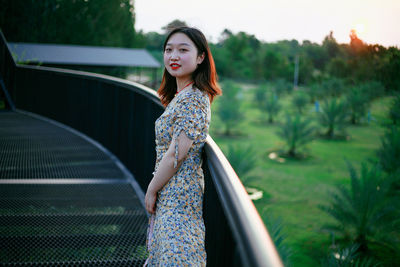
[170,63,180,70]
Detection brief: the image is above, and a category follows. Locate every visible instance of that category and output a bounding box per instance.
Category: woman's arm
[145,132,194,214]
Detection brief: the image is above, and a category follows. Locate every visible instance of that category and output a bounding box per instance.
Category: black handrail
[0,30,283,266]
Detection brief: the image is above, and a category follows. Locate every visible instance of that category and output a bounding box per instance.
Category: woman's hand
[145,188,157,214]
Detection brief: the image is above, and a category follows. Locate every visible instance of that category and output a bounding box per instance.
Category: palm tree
[322,244,379,267]
[319,98,348,138]
[263,91,281,123]
[320,163,396,260]
[274,78,292,96]
[389,93,400,126]
[377,126,400,175]
[292,91,309,114]
[264,216,292,266]
[216,80,244,135]
[277,113,315,157]
[253,84,268,109]
[225,144,258,184]
[321,78,346,97]
[345,87,370,125]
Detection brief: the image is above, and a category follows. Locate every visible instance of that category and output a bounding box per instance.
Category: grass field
[209,83,392,266]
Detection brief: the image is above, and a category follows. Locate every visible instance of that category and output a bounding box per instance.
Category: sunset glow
[135,0,400,47]
[354,23,365,35]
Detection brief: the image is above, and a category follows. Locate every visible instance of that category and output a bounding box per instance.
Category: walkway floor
[0,111,148,266]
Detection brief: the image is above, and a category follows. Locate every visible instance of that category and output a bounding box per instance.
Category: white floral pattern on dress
[145,86,210,266]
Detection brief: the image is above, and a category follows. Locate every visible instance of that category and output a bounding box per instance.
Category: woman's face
[164,32,204,82]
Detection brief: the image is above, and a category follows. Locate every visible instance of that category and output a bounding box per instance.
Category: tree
[262,91,281,123]
[253,84,268,108]
[345,86,370,125]
[225,144,258,184]
[0,0,138,48]
[322,31,341,59]
[322,244,379,267]
[389,94,400,125]
[277,114,315,157]
[320,78,346,98]
[216,80,244,135]
[273,78,293,96]
[319,99,348,138]
[292,91,309,114]
[377,126,400,175]
[378,47,400,92]
[320,163,398,264]
[161,19,188,34]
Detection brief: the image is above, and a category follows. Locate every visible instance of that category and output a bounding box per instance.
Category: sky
[135,0,400,47]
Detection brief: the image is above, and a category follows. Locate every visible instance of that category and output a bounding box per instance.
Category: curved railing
[0,30,282,266]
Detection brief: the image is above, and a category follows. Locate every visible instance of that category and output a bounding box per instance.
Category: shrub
[225,143,258,184]
[377,126,400,175]
[321,78,346,98]
[292,90,309,114]
[277,113,315,158]
[320,163,397,263]
[253,84,268,109]
[216,80,244,135]
[345,86,370,125]
[319,99,348,138]
[389,93,400,126]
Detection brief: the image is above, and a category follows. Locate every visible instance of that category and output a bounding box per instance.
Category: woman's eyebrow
[166,42,192,47]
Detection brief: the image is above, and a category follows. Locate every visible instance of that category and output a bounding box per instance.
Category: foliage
[277,113,315,157]
[358,81,385,101]
[378,47,400,92]
[322,244,379,267]
[264,216,292,266]
[292,90,309,114]
[345,86,370,125]
[389,94,400,125]
[308,83,325,102]
[376,126,400,174]
[319,99,348,138]
[262,91,281,123]
[0,0,138,48]
[320,78,346,98]
[274,78,293,96]
[225,144,258,184]
[161,19,188,33]
[216,80,244,135]
[253,84,268,108]
[320,163,397,263]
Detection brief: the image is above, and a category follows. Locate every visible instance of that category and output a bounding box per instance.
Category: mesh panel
[0,112,149,266]
[0,184,148,266]
[0,112,125,179]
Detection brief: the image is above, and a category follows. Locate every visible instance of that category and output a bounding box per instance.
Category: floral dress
[145,86,211,266]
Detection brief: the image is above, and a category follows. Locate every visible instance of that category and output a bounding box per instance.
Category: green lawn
[209,84,392,266]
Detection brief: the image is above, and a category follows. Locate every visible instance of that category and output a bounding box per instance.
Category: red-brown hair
[158,27,222,107]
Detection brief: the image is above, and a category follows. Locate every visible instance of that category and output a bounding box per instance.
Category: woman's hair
[158,27,222,106]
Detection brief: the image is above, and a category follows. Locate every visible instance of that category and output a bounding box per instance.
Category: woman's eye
[165,48,172,52]
[179,49,187,52]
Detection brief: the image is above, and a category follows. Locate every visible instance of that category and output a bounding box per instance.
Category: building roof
[8,42,161,68]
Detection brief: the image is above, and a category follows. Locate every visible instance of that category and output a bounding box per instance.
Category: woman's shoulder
[179,87,210,106]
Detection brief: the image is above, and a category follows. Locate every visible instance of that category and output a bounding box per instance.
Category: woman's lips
[170,63,181,70]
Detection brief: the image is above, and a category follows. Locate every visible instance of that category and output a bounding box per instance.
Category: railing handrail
[16,64,162,106]
[205,137,283,267]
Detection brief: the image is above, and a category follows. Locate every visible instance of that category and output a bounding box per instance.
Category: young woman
[144,27,222,266]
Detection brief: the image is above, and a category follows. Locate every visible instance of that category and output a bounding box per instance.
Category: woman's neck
[176,78,194,92]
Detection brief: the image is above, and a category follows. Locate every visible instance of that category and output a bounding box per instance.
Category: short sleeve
[171,94,209,168]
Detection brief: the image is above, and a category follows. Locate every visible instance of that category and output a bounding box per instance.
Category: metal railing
[0,30,283,266]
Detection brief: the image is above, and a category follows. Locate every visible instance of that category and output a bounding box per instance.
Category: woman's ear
[197,52,205,65]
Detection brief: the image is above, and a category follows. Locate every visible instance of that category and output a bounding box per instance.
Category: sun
[354,23,365,35]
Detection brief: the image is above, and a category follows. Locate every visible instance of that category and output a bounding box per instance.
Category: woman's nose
[170,50,179,60]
